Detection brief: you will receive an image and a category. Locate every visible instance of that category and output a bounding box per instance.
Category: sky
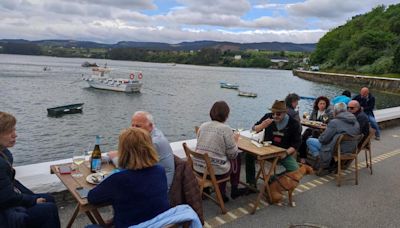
[0,0,399,44]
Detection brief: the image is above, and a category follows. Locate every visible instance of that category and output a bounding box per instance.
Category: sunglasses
[272,112,283,116]
[347,107,356,110]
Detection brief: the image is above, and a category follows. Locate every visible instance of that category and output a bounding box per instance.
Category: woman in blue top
[88,127,169,228]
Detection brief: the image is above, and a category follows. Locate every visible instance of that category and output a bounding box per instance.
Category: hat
[269,100,287,113]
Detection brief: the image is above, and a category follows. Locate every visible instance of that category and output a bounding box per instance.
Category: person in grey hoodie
[306,102,361,176]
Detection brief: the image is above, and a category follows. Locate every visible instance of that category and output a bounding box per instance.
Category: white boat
[83,67,143,93]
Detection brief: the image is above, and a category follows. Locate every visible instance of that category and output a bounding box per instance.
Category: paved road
[56,126,400,228]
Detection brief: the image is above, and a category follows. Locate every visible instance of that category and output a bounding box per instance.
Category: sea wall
[293,70,400,94]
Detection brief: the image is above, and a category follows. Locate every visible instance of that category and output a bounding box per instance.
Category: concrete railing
[14,107,400,193]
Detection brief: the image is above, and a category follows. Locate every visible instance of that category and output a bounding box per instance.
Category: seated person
[246,100,301,187]
[88,128,169,228]
[194,101,247,202]
[331,90,351,106]
[348,100,370,144]
[0,112,60,228]
[284,93,300,123]
[306,102,361,176]
[298,96,333,163]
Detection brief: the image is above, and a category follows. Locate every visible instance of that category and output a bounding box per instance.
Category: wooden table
[301,120,327,131]
[50,162,115,228]
[237,136,286,214]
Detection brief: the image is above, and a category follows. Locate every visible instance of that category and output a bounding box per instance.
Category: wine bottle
[90,135,102,173]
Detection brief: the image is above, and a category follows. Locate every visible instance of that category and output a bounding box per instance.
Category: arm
[318,122,338,144]
[87,174,115,205]
[252,113,273,133]
[288,120,302,155]
[223,128,238,160]
[364,96,375,113]
[0,163,36,209]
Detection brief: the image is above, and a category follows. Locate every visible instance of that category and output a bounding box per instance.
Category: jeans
[367,115,381,137]
[26,193,60,228]
[306,138,321,157]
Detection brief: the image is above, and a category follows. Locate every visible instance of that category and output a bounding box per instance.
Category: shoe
[230,187,248,199]
[316,168,331,176]
[222,194,229,203]
[375,136,380,141]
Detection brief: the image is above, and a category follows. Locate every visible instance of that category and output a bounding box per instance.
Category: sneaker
[375,136,380,141]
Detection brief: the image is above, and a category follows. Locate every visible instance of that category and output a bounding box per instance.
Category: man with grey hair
[109,111,175,190]
[306,102,361,176]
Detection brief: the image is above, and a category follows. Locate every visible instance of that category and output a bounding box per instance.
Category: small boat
[83,66,143,93]
[238,90,257,98]
[47,103,84,117]
[300,96,316,100]
[220,82,239,90]
[81,61,99,67]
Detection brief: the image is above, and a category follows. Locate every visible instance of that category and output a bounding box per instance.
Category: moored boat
[81,61,99,67]
[220,82,239,89]
[83,67,143,93]
[47,103,84,117]
[238,90,257,98]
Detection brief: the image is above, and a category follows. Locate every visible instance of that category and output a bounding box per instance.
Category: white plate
[86,172,106,185]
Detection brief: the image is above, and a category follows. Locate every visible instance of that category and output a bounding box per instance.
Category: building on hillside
[270,58,289,67]
[234,55,242,60]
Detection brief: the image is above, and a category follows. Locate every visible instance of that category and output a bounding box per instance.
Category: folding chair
[358,128,375,175]
[182,143,229,214]
[333,134,363,187]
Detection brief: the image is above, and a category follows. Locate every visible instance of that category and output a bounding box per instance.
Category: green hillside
[310,4,400,75]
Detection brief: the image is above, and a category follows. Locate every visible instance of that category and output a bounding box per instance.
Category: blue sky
[0,0,399,44]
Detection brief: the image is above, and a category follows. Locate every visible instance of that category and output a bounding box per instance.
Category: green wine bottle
[90,135,102,173]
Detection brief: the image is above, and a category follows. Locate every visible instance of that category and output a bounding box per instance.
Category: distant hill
[0,39,315,52]
[310,4,400,74]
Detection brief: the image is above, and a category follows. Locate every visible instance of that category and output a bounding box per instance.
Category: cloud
[60,0,157,11]
[176,0,251,16]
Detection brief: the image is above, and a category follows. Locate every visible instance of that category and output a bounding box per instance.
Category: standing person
[194,101,247,202]
[88,128,169,228]
[0,112,60,228]
[353,87,381,140]
[109,111,175,190]
[284,93,300,123]
[246,100,301,187]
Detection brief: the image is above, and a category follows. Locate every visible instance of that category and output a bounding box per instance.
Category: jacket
[353,94,376,116]
[169,156,204,224]
[310,108,333,122]
[318,111,361,168]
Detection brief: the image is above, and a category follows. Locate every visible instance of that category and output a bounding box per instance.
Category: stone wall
[293,70,400,94]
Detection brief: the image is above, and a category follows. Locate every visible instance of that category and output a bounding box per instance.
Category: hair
[284,93,300,108]
[313,96,330,111]
[209,101,230,123]
[133,111,154,124]
[118,128,159,170]
[334,102,347,115]
[0,112,16,135]
[342,90,351,98]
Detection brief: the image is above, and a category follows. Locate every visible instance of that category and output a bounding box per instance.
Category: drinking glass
[72,149,85,177]
[322,114,329,123]
[303,112,310,120]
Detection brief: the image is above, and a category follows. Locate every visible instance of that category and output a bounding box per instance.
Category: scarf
[275,114,289,131]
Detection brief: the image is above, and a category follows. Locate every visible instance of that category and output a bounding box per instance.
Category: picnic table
[50,162,115,228]
[237,136,286,214]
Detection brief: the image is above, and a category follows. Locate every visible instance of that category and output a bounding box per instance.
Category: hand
[233,131,240,143]
[36,198,46,204]
[108,150,118,159]
[261,118,274,129]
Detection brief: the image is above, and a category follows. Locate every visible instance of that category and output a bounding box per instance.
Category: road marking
[204,148,400,227]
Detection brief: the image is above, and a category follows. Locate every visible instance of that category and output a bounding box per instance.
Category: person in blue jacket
[331,90,351,106]
[0,112,60,228]
[88,127,169,228]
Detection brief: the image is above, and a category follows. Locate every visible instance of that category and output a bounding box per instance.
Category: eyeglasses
[347,107,356,110]
[272,112,283,116]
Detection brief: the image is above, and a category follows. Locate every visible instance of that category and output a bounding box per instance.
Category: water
[1,54,399,165]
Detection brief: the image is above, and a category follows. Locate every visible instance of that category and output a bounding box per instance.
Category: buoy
[130,73,135,80]
[138,72,143,79]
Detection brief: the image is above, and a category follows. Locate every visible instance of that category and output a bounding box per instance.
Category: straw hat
[269,100,287,113]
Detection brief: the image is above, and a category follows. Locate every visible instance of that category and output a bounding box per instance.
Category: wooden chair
[358,128,375,175]
[194,126,199,135]
[333,134,362,187]
[182,142,229,214]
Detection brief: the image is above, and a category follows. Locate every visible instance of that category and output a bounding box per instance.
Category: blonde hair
[118,128,159,170]
[0,112,16,135]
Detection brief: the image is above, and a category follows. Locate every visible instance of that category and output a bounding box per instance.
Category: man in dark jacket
[246,100,301,186]
[353,87,380,140]
[306,102,361,176]
[348,100,370,143]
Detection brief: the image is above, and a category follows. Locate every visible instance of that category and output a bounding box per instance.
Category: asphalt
[54,125,400,228]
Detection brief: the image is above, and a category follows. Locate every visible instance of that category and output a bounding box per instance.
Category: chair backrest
[194,126,200,135]
[358,128,375,151]
[334,133,363,155]
[182,142,217,180]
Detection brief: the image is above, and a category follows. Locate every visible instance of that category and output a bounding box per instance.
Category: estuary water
[1,54,399,165]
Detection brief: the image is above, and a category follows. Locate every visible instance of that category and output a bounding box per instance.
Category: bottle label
[91,158,102,171]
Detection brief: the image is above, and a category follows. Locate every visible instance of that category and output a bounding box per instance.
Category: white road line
[238,207,249,215]
[215,216,226,224]
[227,212,237,219]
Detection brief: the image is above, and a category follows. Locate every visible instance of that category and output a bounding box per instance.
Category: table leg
[85,211,98,225]
[91,209,106,225]
[66,204,80,228]
[251,157,279,214]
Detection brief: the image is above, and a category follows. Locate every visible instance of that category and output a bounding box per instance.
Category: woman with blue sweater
[88,127,169,228]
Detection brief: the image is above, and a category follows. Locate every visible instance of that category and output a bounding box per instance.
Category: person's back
[88,165,169,227]
[151,127,175,190]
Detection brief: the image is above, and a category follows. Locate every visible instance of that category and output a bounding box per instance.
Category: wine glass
[72,148,85,177]
[322,114,329,123]
[303,112,310,120]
